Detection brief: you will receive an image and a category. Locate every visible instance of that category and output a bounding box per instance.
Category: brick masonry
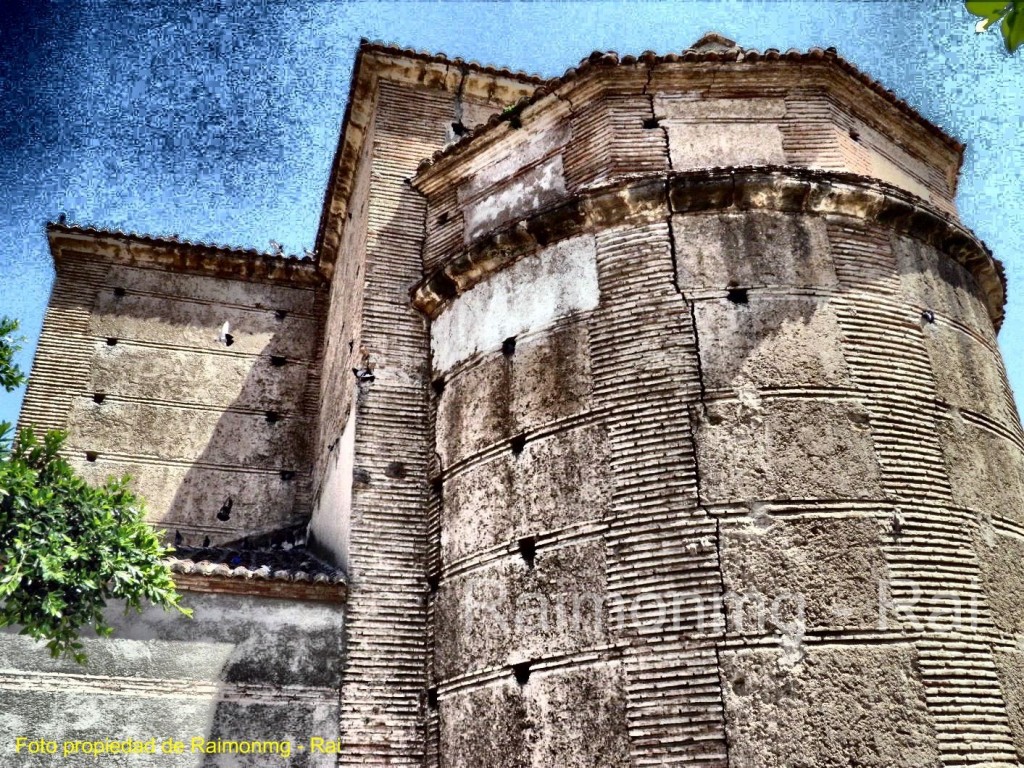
[7,34,1024,768]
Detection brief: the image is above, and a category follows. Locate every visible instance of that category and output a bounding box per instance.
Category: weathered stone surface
[673,211,836,291]
[994,649,1024,755]
[510,321,592,433]
[721,645,940,766]
[91,292,317,360]
[436,354,511,467]
[436,320,594,468]
[435,541,608,679]
[721,516,888,632]
[939,414,1024,526]
[438,665,630,768]
[525,664,631,768]
[439,681,529,768]
[67,399,307,468]
[694,295,849,391]
[923,320,1015,425]
[976,529,1024,636]
[893,234,991,333]
[696,397,881,504]
[463,155,568,243]
[443,426,610,563]
[104,265,317,313]
[89,344,308,410]
[431,234,599,373]
[665,122,787,171]
[71,457,299,541]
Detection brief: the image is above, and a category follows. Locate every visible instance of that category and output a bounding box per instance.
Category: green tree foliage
[0,317,189,664]
[967,1,1024,53]
[0,317,26,392]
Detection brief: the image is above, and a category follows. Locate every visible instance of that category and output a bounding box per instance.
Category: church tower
[8,33,1024,768]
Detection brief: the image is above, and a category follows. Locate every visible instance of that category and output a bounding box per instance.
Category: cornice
[47,223,323,287]
[411,167,1004,329]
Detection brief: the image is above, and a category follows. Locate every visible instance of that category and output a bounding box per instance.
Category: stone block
[693,295,848,392]
[721,516,887,633]
[976,529,1024,636]
[432,235,599,373]
[443,425,611,563]
[89,344,308,411]
[463,155,567,243]
[435,355,511,467]
[510,320,592,433]
[695,396,881,504]
[673,211,836,292]
[665,123,785,172]
[939,414,1024,526]
[721,645,939,766]
[435,540,608,680]
[892,235,992,335]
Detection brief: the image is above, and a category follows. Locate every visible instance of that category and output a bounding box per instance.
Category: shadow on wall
[67,269,322,548]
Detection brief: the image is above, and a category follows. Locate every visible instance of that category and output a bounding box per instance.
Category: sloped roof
[414,33,964,177]
[167,545,345,585]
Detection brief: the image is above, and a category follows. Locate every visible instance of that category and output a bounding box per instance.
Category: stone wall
[0,592,344,768]
[414,54,1021,767]
[19,232,323,547]
[308,49,540,766]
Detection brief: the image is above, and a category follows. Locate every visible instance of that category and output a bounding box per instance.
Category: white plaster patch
[309,400,356,572]
[460,122,572,200]
[431,235,599,373]
[462,155,567,243]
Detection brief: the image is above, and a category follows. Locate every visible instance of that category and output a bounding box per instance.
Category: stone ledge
[411,167,1004,329]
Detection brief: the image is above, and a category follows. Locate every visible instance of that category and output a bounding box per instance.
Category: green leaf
[1003,6,1024,50]
[966,0,1012,21]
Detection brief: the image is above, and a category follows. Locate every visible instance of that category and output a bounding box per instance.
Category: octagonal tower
[411,34,1021,767]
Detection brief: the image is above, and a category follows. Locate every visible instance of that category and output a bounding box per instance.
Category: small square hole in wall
[849,127,861,142]
[642,116,660,129]
[265,411,281,424]
[726,287,748,305]
[518,536,536,569]
[270,355,287,367]
[426,687,439,709]
[274,310,288,321]
[502,337,516,357]
[427,574,440,594]
[92,393,106,404]
[512,661,532,686]
[510,433,527,456]
[280,470,295,482]
[451,121,467,137]
[113,287,126,298]
[431,377,446,396]
[216,498,233,522]
[106,337,118,346]
[85,451,98,462]
[436,211,450,226]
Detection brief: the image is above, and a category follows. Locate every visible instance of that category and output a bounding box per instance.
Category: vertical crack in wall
[686,294,732,766]
[672,212,731,764]
[642,64,673,172]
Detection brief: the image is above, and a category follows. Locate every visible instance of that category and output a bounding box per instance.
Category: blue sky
[1,0,1022,425]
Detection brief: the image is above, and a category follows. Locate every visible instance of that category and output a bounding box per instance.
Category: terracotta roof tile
[415,40,963,176]
[167,546,346,585]
[358,39,547,84]
[47,221,314,265]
